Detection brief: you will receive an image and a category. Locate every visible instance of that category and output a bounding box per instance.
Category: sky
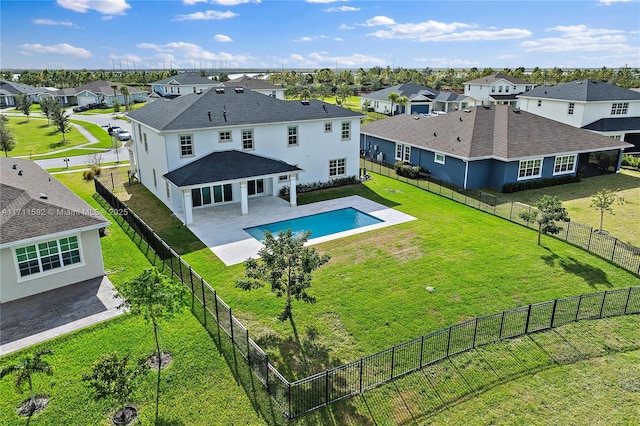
[1,0,639,71]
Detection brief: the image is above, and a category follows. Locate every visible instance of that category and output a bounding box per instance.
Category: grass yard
[320,95,387,124]
[99,171,640,381]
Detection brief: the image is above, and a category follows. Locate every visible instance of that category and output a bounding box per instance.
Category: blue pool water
[244,207,383,241]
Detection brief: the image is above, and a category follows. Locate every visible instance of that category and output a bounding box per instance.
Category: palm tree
[387,92,406,115]
[120,85,130,111]
[0,349,54,415]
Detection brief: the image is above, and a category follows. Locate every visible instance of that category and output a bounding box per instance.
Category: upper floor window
[537,100,542,107]
[553,154,576,175]
[219,131,231,143]
[518,159,542,180]
[491,86,496,93]
[568,103,575,115]
[341,122,351,140]
[287,126,298,146]
[324,122,332,133]
[179,134,193,157]
[611,102,628,115]
[242,129,254,150]
[16,236,81,278]
[143,133,148,153]
[505,86,510,93]
[498,86,503,93]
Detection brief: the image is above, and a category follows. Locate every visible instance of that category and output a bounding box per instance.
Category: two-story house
[517,79,640,153]
[126,86,362,224]
[360,83,468,116]
[464,73,535,107]
[224,75,285,100]
[150,73,222,99]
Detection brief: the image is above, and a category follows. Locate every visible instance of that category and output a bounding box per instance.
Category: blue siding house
[361,105,632,190]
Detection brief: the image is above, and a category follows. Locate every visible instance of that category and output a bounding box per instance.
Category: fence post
[509,201,514,221]
[359,358,363,393]
[498,311,505,340]
[201,278,207,326]
[419,335,424,367]
[611,239,618,261]
[189,267,194,306]
[550,299,558,328]
[246,329,250,366]
[599,291,608,318]
[446,327,452,356]
[214,289,220,323]
[575,294,583,321]
[229,307,234,342]
[587,228,593,251]
[325,370,330,406]
[565,221,571,241]
[623,287,632,314]
[390,346,395,380]
[524,305,532,334]
[472,318,479,348]
[265,353,270,390]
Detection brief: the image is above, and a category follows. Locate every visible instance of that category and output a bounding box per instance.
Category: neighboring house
[360,105,632,190]
[463,73,535,107]
[224,75,285,99]
[150,73,222,98]
[45,80,147,108]
[0,158,109,303]
[517,79,640,153]
[360,83,468,115]
[0,79,51,107]
[126,86,362,224]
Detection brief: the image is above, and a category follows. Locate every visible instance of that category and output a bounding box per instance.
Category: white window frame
[611,102,628,115]
[165,182,171,200]
[403,145,411,162]
[179,134,194,158]
[242,129,254,150]
[395,143,403,161]
[329,158,346,178]
[324,122,332,133]
[568,103,574,115]
[518,158,542,180]
[341,121,351,140]
[434,153,445,164]
[14,235,82,280]
[287,125,298,146]
[153,168,157,188]
[553,154,577,175]
[143,133,148,153]
[218,131,232,143]
[278,175,289,182]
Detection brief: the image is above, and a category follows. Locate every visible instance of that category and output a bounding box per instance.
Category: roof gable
[464,73,532,86]
[152,73,220,86]
[518,79,640,102]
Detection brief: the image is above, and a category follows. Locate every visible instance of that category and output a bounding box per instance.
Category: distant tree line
[0,69,179,88]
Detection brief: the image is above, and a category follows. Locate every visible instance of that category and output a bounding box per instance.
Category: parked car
[72,105,88,112]
[107,125,120,135]
[115,128,131,141]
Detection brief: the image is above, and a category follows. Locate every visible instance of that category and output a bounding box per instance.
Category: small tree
[120,85,130,111]
[50,106,72,141]
[15,93,32,121]
[39,97,58,125]
[387,91,401,115]
[236,229,330,322]
[83,352,149,424]
[0,114,16,157]
[590,189,625,233]
[0,349,54,416]
[519,195,570,245]
[115,268,186,424]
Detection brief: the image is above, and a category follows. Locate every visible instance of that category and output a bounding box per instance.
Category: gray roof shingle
[361,105,633,161]
[1,158,109,246]
[225,75,283,90]
[518,79,640,102]
[464,73,533,86]
[151,73,220,86]
[163,150,302,187]
[127,87,361,131]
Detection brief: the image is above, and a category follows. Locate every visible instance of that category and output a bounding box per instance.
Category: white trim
[552,154,577,176]
[517,158,543,180]
[434,153,445,164]
[13,234,85,283]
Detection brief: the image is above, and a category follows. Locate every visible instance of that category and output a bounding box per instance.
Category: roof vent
[463,109,471,113]
[234,87,244,93]
[433,132,437,137]
[223,111,227,122]
[413,115,420,120]
[39,193,48,200]
[300,100,310,105]
[18,170,23,176]
[196,89,203,94]
[322,105,328,113]
[207,110,211,121]
[456,137,460,141]
[459,116,463,122]
[215,88,225,94]
[12,163,17,169]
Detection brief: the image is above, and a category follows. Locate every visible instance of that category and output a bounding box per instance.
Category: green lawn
[103,171,640,381]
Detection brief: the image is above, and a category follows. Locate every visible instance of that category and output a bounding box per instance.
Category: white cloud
[521,25,633,53]
[174,10,238,20]
[306,0,344,3]
[214,34,232,42]
[339,23,354,30]
[20,43,92,58]
[57,0,130,15]
[324,6,359,12]
[599,0,633,5]
[33,18,74,26]
[294,35,328,42]
[281,51,385,67]
[136,41,251,67]
[183,0,261,5]
[416,57,478,67]
[363,16,396,27]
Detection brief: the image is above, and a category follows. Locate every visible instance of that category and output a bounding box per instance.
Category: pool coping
[188,195,417,266]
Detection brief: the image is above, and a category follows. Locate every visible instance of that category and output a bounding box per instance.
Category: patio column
[289,174,297,207]
[240,181,249,215]
[183,190,193,225]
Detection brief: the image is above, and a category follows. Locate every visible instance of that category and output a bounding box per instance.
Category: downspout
[463,160,469,189]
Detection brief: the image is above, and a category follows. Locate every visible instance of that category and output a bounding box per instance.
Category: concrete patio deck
[188,195,417,265]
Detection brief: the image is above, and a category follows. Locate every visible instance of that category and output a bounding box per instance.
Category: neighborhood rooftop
[518,79,640,102]
[127,87,362,131]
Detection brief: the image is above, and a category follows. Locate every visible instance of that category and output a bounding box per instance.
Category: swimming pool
[244,207,383,241]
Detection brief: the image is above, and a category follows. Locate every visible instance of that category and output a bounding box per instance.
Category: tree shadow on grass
[155,416,185,426]
[541,249,611,288]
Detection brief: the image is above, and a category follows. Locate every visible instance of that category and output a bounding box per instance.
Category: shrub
[621,154,640,170]
[279,176,360,197]
[83,169,95,180]
[394,161,421,179]
[91,165,101,176]
[502,174,581,193]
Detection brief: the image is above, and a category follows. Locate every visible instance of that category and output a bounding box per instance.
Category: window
[553,154,576,175]
[403,145,411,162]
[498,86,503,93]
[16,236,81,278]
[152,169,157,188]
[518,159,542,180]
[165,182,171,200]
[395,143,403,161]
[611,102,628,115]
[341,122,351,140]
[279,175,289,182]
[143,133,148,153]
[324,122,332,133]
[287,126,298,146]
[247,179,264,196]
[329,158,346,177]
[505,86,510,93]
[608,135,622,140]
[537,100,542,107]
[192,184,232,207]
[434,153,445,164]
[179,134,193,157]
[242,129,254,150]
[137,124,142,142]
[491,86,496,93]
[219,131,231,143]
[568,103,574,115]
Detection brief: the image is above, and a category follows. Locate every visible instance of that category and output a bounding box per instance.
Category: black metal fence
[94,177,640,419]
[360,157,640,275]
